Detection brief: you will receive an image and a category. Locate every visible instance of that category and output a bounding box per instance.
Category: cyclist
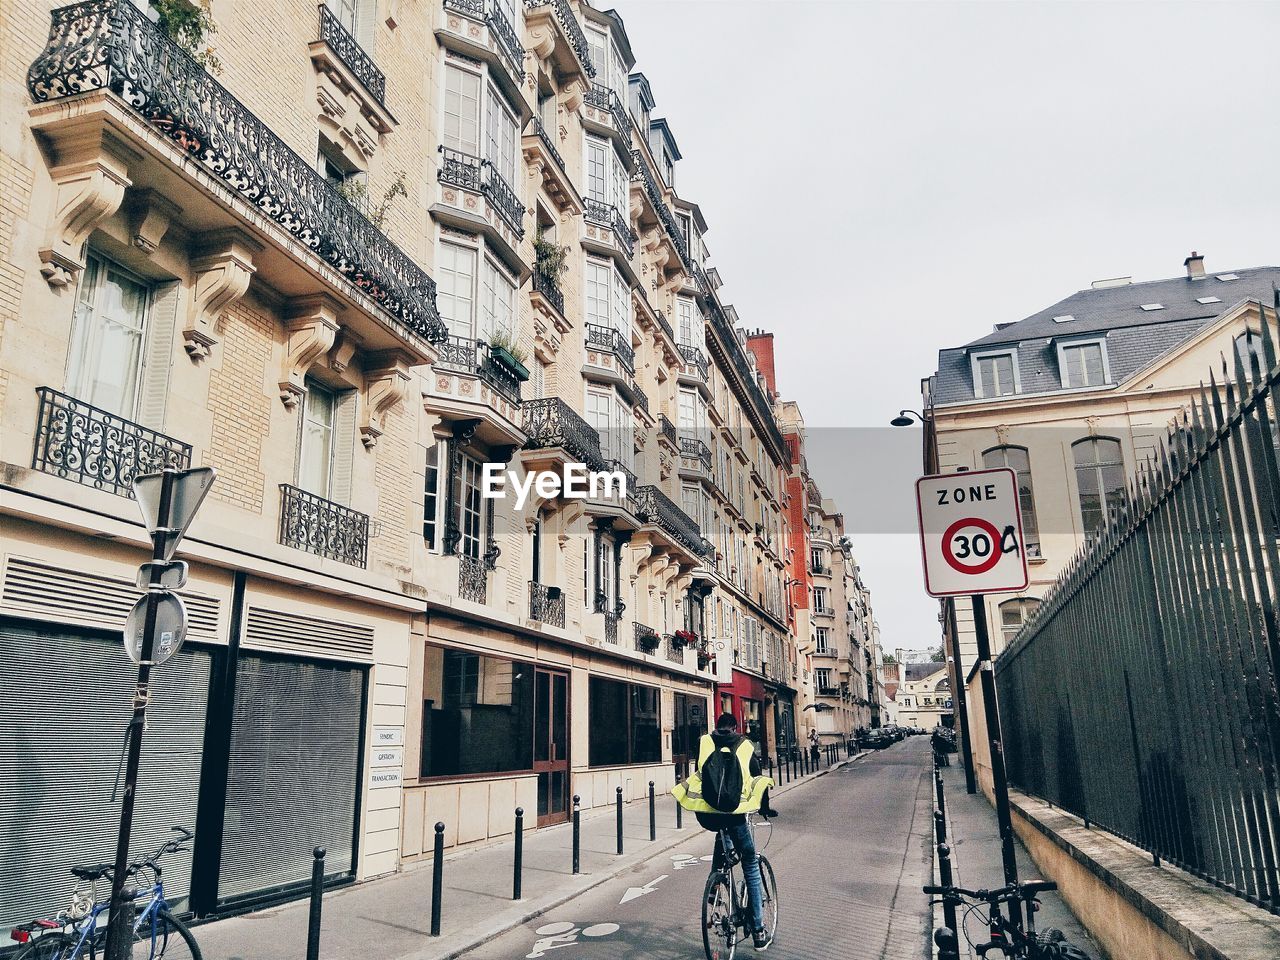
[673,713,777,951]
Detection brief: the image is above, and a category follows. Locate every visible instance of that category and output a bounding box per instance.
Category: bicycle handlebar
[923,879,1056,902]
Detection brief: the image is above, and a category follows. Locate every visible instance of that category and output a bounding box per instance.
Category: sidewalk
[933,761,1101,958]
[195,753,861,960]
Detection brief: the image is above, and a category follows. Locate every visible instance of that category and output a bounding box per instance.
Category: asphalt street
[459,736,935,960]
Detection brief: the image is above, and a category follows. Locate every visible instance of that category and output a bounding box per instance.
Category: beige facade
[893,662,951,730]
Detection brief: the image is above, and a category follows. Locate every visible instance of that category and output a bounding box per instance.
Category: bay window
[584,257,632,342]
[443,64,481,157]
[585,24,627,99]
[438,239,515,343]
[443,62,519,190]
[677,296,704,349]
[585,135,628,212]
[586,386,632,470]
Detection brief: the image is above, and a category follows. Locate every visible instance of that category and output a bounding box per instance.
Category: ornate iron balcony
[435,335,522,406]
[658,414,678,447]
[529,580,565,627]
[585,322,635,373]
[279,484,369,567]
[437,147,525,238]
[680,435,712,473]
[439,146,484,191]
[630,150,694,274]
[584,83,632,140]
[31,387,191,498]
[485,0,526,82]
[523,0,595,78]
[483,164,525,237]
[634,622,660,654]
[317,4,386,102]
[607,459,637,500]
[27,1,444,346]
[653,308,675,343]
[531,116,567,176]
[634,484,704,556]
[532,263,565,316]
[583,199,635,258]
[665,635,685,664]
[522,397,606,470]
[603,608,619,645]
[632,384,649,416]
[458,553,488,603]
[678,343,709,381]
[705,303,786,453]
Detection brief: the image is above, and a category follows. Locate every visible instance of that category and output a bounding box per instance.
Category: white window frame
[67,250,152,420]
[970,348,1020,399]
[1056,337,1112,389]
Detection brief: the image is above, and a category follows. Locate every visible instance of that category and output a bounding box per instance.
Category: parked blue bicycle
[9,827,201,960]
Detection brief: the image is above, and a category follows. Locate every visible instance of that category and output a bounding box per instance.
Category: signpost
[915,467,1028,924]
[104,467,215,960]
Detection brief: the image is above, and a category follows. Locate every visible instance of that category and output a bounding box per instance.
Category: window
[584,135,627,211]
[815,668,832,691]
[588,677,661,766]
[677,296,702,348]
[584,257,630,338]
[420,646,534,778]
[982,446,1041,558]
[67,252,151,418]
[424,441,442,549]
[1059,340,1109,388]
[299,382,336,498]
[811,548,824,571]
[815,627,830,653]
[485,86,518,187]
[443,65,481,157]
[478,257,516,343]
[315,140,361,189]
[422,440,490,559]
[438,242,477,338]
[999,597,1042,645]
[586,386,631,469]
[1073,437,1125,537]
[971,350,1018,398]
[813,586,828,612]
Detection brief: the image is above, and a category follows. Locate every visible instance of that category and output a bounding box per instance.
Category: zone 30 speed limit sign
[916,467,1029,597]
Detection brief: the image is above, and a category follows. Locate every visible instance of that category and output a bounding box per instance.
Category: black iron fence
[996,309,1280,913]
[279,484,369,568]
[529,580,565,627]
[317,3,385,102]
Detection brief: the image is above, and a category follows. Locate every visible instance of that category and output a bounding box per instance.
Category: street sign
[133,467,216,560]
[915,468,1028,597]
[123,592,188,666]
[134,560,188,591]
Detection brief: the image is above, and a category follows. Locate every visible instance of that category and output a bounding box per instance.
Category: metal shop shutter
[217,653,365,902]
[0,621,210,927]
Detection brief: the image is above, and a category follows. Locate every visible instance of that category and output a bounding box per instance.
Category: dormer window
[1057,338,1110,388]
[971,349,1019,398]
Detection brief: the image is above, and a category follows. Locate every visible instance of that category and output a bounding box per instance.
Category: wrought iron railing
[630,149,694,274]
[438,146,484,191]
[583,199,635,258]
[996,313,1280,914]
[485,0,526,81]
[483,163,525,237]
[584,83,632,140]
[634,484,704,556]
[529,580,565,627]
[680,435,712,473]
[31,387,191,497]
[705,301,785,454]
[317,4,386,102]
[523,0,595,77]
[521,397,606,470]
[437,147,525,237]
[279,484,369,567]
[632,384,649,416]
[607,459,638,501]
[658,414,678,447]
[603,609,619,645]
[653,308,675,343]
[444,0,485,14]
[531,264,565,315]
[665,635,685,664]
[531,115,567,175]
[585,322,634,373]
[458,553,488,603]
[634,622,659,654]
[26,1,445,345]
[435,336,522,405]
[678,343,709,381]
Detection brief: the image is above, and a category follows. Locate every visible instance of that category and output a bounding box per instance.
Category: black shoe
[752,929,771,951]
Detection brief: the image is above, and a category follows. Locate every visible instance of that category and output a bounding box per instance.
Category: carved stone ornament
[361,350,412,447]
[279,293,343,408]
[126,189,182,257]
[184,229,261,362]
[328,326,364,374]
[39,137,136,287]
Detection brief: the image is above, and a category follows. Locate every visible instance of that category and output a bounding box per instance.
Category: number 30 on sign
[915,467,1029,597]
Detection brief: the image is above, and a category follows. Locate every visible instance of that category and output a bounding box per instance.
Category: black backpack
[701,739,744,812]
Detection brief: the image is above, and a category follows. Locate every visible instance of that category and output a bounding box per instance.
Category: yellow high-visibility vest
[672,734,774,815]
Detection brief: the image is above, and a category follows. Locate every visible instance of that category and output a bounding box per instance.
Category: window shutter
[330,390,359,505]
[136,280,180,431]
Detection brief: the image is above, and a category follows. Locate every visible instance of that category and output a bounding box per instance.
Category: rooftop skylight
[1052,315,1075,323]
[1196,296,1221,305]
[1217,273,1239,281]
[1140,303,1164,311]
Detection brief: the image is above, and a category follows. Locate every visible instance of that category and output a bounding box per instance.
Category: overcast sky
[615,0,1280,657]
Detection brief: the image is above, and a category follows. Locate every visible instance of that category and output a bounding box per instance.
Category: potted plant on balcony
[487,328,530,382]
[639,631,661,653]
[672,629,697,650]
[533,233,569,300]
[696,641,715,671]
[153,0,222,73]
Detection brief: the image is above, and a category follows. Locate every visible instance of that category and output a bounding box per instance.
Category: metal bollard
[676,798,682,829]
[572,795,581,874]
[513,807,524,900]
[648,781,656,841]
[615,786,624,855]
[937,839,959,937]
[306,847,325,960]
[430,822,445,936]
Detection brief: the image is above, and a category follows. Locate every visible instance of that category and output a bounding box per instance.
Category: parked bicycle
[9,827,202,960]
[923,879,1090,960]
[702,813,779,960]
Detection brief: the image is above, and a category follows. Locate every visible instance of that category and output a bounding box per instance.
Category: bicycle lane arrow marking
[618,873,669,904]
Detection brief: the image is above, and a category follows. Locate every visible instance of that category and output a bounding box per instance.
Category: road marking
[526,921,620,958]
[670,854,714,870]
[619,874,669,904]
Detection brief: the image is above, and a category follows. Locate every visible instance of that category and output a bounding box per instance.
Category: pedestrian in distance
[673,713,778,951]
[808,728,821,768]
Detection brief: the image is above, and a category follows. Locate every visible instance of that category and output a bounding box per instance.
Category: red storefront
[717,669,768,753]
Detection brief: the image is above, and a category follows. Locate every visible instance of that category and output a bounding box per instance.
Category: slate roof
[933,266,1280,406]
[903,662,948,682]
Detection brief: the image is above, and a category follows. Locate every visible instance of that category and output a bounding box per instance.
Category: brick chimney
[745,329,777,397]
[1184,250,1205,279]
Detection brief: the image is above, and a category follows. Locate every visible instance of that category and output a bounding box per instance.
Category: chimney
[745,330,777,397]
[1184,250,1205,279]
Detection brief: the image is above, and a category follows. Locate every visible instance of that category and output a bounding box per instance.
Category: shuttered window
[0,621,210,927]
[217,654,364,902]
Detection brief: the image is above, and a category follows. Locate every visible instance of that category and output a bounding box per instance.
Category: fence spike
[1231,331,1254,398]
[1260,294,1278,376]
[1208,368,1227,428]
[1221,354,1240,416]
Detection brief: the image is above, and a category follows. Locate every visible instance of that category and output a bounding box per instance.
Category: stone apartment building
[923,252,1280,790]
[0,0,819,924]
[892,662,951,730]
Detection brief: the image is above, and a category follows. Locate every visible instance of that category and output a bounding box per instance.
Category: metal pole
[513,808,523,900]
[648,781,656,841]
[675,798,682,829]
[430,822,444,936]
[105,468,175,960]
[572,795,580,874]
[947,598,977,795]
[936,837,959,938]
[615,786,623,855]
[306,847,325,960]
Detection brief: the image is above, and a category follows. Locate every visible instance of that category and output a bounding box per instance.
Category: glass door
[672,693,707,783]
[534,669,570,826]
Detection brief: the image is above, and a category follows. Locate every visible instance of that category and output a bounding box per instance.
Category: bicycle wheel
[757,855,779,941]
[12,933,76,960]
[702,870,736,960]
[137,910,202,960]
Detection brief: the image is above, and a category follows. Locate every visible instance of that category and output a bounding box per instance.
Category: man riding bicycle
[673,713,777,951]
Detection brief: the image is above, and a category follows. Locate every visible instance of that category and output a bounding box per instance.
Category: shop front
[716,668,768,756]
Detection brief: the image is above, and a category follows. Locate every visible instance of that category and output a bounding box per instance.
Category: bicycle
[923,879,1091,960]
[701,813,779,960]
[9,827,202,960]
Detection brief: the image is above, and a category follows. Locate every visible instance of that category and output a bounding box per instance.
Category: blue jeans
[715,823,764,932]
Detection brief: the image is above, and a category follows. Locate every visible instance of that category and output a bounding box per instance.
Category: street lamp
[890,409,924,427]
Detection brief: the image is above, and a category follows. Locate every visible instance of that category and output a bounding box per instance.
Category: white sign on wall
[915,468,1029,598]
[370,768,403,788]
[371,747,403,768]
[373,726,403,747]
